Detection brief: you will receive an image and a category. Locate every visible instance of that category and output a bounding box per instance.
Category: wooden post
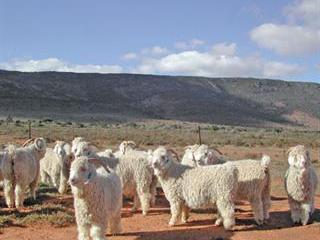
[72,125,75,140]
[198,126,202,145]
[28,121,31,139]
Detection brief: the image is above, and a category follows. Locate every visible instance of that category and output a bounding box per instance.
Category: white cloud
[212,43,237,56]
[175,39,205,50]
[285,0,320,28]
[122,52,137,60]
[263,61,304,78]
[251,24,320,55]
[190,39,205,47]
[135,49,303,78]
[0,54,303,79]
[251,0,320,56]
[122,46,169,61]
[141,46,169,56]
[0,58,123,73]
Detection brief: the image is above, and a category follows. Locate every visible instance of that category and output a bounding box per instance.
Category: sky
[0,0,319,82]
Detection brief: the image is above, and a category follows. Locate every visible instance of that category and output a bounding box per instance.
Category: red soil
[1,194,319,240]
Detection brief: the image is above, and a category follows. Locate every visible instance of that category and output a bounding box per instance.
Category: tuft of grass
[0,203,75,229]
[17,209,74,227]
[0,214,15,228]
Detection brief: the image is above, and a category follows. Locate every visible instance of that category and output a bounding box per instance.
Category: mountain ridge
[0,70,319,128]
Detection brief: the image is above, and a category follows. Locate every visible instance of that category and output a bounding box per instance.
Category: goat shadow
[235,208,320,231]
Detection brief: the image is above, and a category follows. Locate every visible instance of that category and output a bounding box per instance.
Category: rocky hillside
[0,70,319,128]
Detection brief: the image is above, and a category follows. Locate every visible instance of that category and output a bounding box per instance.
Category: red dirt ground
[1,194,319,240]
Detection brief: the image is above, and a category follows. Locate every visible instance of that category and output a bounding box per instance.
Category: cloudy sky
[1,0,319,82]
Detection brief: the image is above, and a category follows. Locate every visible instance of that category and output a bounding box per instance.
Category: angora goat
[74,141,156,215]
[40,141,74,194]
[149,146,238,230]
[181,145,271,225]
[2,138,46,208]
[181,144,226,167]
[285,145,318,225]
[69,156,122,240]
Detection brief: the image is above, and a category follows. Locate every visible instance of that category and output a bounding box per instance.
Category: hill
[0,70,319,128]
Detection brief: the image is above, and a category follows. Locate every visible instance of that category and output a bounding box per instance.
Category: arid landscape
[2,0,320,239]
[0,120,319,240]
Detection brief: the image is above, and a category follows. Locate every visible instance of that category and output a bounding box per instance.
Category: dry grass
[1,119,319,149]
[0,187,75,229]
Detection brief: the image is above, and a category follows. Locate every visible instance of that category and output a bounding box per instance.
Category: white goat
[114,141,137,158]
[72,137,86,154]
[285,145,318,225]
[69,156,122,240]
[181,145,271,225]
[149,146,238,230]
[75,141,156,215]
[40,141,74,194]
[1,138,46,208]
[181,144,226,167]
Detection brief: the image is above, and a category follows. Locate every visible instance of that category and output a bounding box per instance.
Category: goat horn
[212,147,223,155]
[88,158,110,173]
[168,149,180,161]
[22,138,35,147]
[88,142,99,148]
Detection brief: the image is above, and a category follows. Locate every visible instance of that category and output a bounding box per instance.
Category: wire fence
[0,122,319,151]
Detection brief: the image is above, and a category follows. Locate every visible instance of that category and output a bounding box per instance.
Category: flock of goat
[0,137,318,240]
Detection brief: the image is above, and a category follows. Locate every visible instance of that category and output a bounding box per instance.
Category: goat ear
[287,146,295,155]
[53,144,59,155]
[288,155,295,166]
[120,143,126,154]
[147,150,153,164]
[306,149,311,162]
[84,165,97,184]
[35,138,46,151]
[63,143,72,154]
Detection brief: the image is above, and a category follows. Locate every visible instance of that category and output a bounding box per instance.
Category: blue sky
[0,0,319,82]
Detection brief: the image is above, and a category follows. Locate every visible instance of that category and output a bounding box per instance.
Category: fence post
[72,125,75,140]
[198,126,202,145]
[28,121,31,139]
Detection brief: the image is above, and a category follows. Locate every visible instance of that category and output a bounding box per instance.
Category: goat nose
[69,178,76,185]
